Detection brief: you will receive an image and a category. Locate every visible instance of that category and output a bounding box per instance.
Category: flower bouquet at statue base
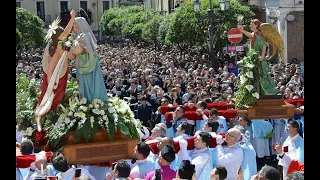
[43,93,141,164]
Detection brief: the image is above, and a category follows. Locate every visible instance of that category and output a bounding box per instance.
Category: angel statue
[34,10,76,132]
[238,19,284,95]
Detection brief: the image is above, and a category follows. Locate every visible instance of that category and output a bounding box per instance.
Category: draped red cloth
[16,152,54,168]
[287,160,304,174]
[160,102,229,114]
[148,133,227,154]
[16,150,114,168]
[37,71,68,111]
[284,99,304,107]
[164,110,238,121]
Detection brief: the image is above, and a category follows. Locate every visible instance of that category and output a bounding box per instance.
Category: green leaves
[118,120,131,138]
[108,119,115,140]
[16,8,45,48]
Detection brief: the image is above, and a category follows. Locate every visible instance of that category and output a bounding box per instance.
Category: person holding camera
[145,145,176,180]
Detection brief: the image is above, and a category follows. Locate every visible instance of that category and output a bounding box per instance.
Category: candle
[41,164,44,175]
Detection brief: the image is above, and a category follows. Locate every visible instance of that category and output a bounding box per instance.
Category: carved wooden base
[239,99,295,119]
[63,139,138,165]
[63,129,129,145]
[63,129,137,164]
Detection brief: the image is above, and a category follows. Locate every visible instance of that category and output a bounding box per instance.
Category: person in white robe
[194,119,219,167]
[174,122,193,141]
[250,119,273,158]
[275,120,304,179]
[195,101,210,132]
[191,132,213,180]
[271,118,287,156]
[234,125,257,180]
[215,128,243,180]
[202,108,228,134]
[130,142,155,179]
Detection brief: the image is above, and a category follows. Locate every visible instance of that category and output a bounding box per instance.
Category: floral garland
[58,33,85,52]
[235,49,261,109]
[44,96,142,150]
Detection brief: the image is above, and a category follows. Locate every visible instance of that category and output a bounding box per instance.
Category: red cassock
[37,71,68,111]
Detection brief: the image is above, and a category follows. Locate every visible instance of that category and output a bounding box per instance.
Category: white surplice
[215,144,243,180]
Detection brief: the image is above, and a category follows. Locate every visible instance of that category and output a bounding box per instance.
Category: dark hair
[48,26,64,57]
[214,165,228,180]
[207,119,219,132]
[238,114,251,125]
[51,153,69,172]
[199,132,212,147]
[287,171,304,180]
[137,141,151,158]
[260,165,281,180]
[178,105,186,114]
[288,120,300,130]
[20,139,34,155]
[160,145,176,163]
[115,160,131,178]
[180,122,193,136]
[78,8,90,24]
[209,108,219,116]
[199,101,207,109]
[178,160,195,180]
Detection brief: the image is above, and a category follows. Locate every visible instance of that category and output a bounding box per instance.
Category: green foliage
[166,3,207,48]
[16,28,22,48]
[16,73,41,131]
[235,49,260,109]
[100,5,152,40]
[16,8,45,48]
[157,14,173,44]
[198,0,254,51]
[142,14,163,45]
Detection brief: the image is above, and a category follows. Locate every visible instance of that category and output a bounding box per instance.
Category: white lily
[245,85,254,92]
[240,76,247,84]
[245,63,255,69]
[80,106,87,112]
[103,115,109,120]
[92,109,100,115]
[80,98,87,105]
[100,110,105,115]
[65,41,72,47]
[26,127,34,136]
[245,71,254,79]
[252,92,260,99]
[108,107,115,114]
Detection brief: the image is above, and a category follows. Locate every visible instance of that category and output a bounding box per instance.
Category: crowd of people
[16,13,304,180]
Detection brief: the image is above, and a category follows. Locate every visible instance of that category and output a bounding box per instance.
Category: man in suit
[134,95,153,128]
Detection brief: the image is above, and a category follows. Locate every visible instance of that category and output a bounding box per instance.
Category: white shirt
[16,129,22,143]
[130,159,155,179]
[278,134,301,179]
[216,144,243,180]
[173,134,190,141]
[191,148,210,179]
[57,166,96,180]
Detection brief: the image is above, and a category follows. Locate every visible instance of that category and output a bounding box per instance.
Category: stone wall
[287,11,304,62]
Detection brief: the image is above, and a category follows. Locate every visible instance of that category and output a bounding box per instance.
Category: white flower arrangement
[45,96,142,149]
[235,49,261,109]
